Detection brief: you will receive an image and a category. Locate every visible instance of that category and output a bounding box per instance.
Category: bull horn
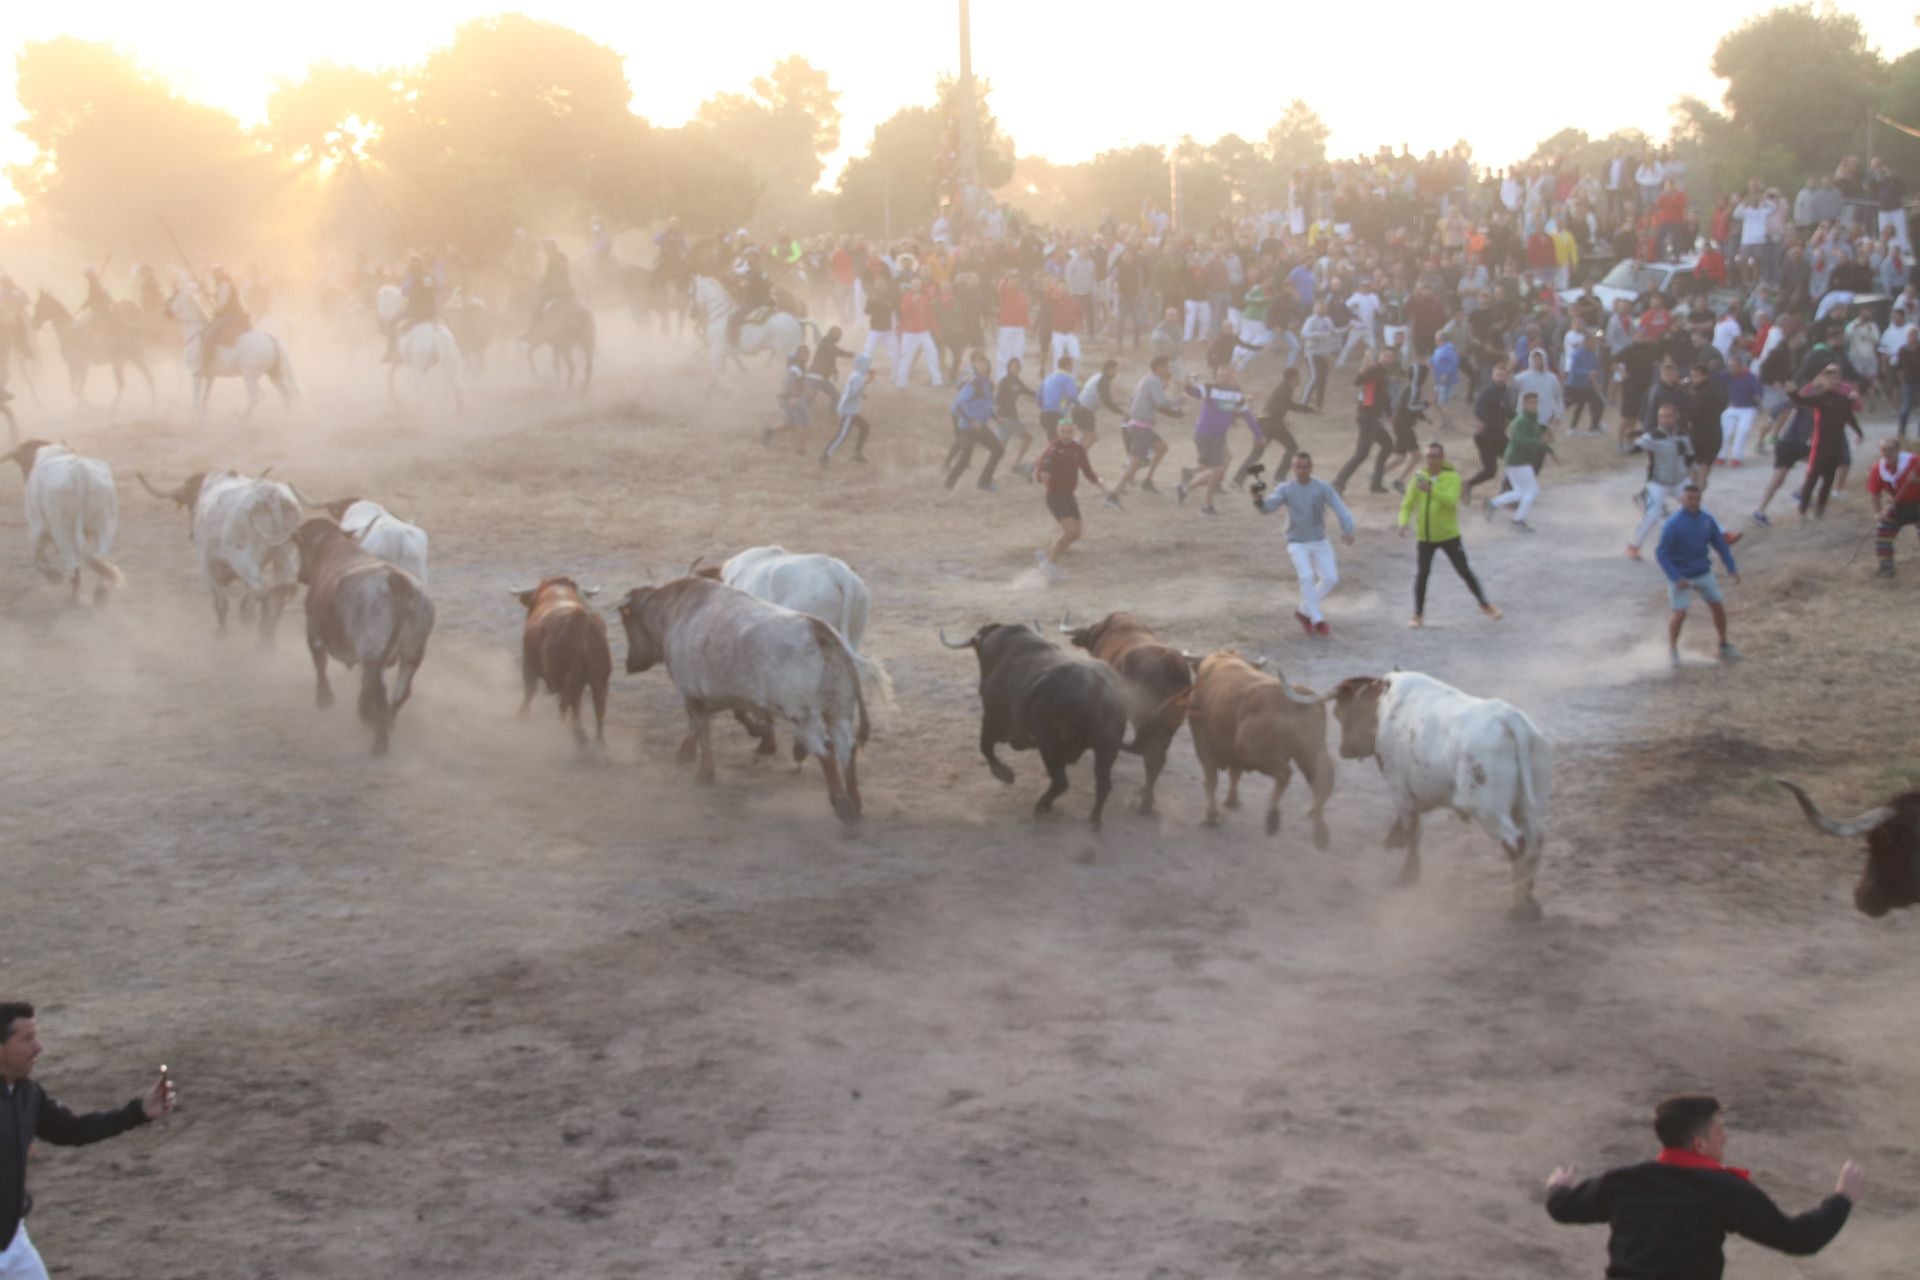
[1776,779,1895,840]
[1250,654,1271,669]
[286,481,320,508]
[1182,650,1200,662]
[508,584,537,598]
[260,466,275,481]
[937,627,973,650]
[688,556,704,574]
[580,585,602,598]
[1058,611,1074,633]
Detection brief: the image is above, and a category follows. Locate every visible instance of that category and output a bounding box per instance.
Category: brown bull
[1779,780,1920,918]
[513,577,611,751]
[1187,651,1335,843]
[290,517,435,756]
[1062,611,1192,814]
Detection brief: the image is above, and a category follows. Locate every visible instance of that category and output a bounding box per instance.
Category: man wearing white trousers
[1626,403,1695,559]
[1717,353,1763,466]
[1488,390,1549,530]
[1251,452,1356,639]
[993,269,1028,381]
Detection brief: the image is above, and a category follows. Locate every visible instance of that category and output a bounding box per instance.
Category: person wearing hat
[1655,479,1741,665]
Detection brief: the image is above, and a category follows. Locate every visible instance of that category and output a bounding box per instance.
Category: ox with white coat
[694,545,870,650]
[139,468,303,642]
[1322,671,1553,919]
[615,576,889,826]
[6,441,123,603]
[323,498,430,584]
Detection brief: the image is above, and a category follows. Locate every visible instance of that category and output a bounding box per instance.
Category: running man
[1868,434,1920,577]
[944,352,1003,491]
[1179,365,1258,516]
[1333,348,1399,495]
[1233,365,1309,487]
[1464,359,1515,502]
[1073,357,1124,451]
[1033,416,1111,582]
[993,356,1038,482]
[1115,355,1184,496]
[1487,389,1550,531]
[1039,355,1079,442]
[1789,363,1865,520]
[1250,452,1355,638]
[1399,442,1500,627]
[1656,480,1741,665]
[820,353,874,467]
[1626,402,1695,559]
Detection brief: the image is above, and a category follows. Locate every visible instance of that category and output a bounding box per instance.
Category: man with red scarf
[1545,1093,1862,1278]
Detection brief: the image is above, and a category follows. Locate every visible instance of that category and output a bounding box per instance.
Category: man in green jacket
[1399,442,1502,627]
[1487,390,1549,530]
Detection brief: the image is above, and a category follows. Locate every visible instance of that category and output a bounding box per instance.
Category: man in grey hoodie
[822,353,874,467]
[1114,355,1185,497]
[1251,452,1356,638]
[1626,401,1695,558]
[1513,347,1565,428]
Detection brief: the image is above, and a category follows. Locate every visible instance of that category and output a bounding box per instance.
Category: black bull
[1779,779,1920,918]
[941,623,1130,828]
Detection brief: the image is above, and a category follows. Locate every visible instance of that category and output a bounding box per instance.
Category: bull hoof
[1265,809,1281,837]
[1508,899,1544,923]
[1033,798,1054,816]
[1311,819,1331,851]
[1394,865,1421,888]
[1223,794,1241,811]
[756,736,778,757]
[371,736,390,758]
[1132,793,1155,815]
[676,740,698,763]
[695,767,716,785]
[988,763,1015,785]
[1201,811,1221,829]
[315,688,334,711]
[1385,820,1410,849]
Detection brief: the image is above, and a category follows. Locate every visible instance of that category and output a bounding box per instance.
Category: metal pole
[884,175,892,242]
[1169,148,1181,232]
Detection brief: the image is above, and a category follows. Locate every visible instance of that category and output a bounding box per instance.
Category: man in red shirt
[1869,434,1920,576]
[994,269,1029,380]
[1032,417,1111,582]
[1637,294,1673,343]
[895,278,941,389]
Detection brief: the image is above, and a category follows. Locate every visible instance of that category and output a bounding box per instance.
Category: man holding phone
[1,1002,176,1280]
[1398,442,1501,628]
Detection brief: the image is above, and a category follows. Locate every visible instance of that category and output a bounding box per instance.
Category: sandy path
[0,345,1915,1279]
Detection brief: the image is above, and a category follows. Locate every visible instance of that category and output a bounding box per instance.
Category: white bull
[697,545,869,650]
[139,468,303,642]
[325,498,430,585]
[5,440,123,603]
[1321,671,1553,919]
[614,576,891,826]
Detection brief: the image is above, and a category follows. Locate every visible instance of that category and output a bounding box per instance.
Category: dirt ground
[2,313,1917,1280]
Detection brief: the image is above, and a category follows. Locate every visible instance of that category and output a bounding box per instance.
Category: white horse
[376,286,465,412]
[692,275,812,383]
[166,289,298,424]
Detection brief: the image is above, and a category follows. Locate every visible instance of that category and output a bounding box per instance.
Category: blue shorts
[1668,573,1724,611]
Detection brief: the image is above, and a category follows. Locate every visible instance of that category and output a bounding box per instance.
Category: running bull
[513,577,611,752]
[615,576,887,825]
[290,517,435,756]
[1318,671,1552,919]
[940,622,1130,829]
[1061,611,1191,815]
[1187,651,1335,844]
[139,467,302,642]
[1778,780,1920,917]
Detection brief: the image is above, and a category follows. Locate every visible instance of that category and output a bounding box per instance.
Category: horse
[165,288,299,424]
[0,311,37,411]
[524,295,595,391]
[30,292,156,411]
[443,289,498,374]
[691,275,813,385]
[375,286,466,412]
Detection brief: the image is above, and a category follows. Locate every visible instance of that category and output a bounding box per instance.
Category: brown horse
[30,292,155,410]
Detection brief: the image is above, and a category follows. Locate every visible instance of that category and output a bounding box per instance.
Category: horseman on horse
[727,245,775,349]
[133,264,166,318]
[200,265,250,377]
[383,253,440,365]
[524,238,574,338]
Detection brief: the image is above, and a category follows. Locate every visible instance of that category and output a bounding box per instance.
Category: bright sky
[3,0,1916,209]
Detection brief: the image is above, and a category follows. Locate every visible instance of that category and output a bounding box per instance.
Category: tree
[8,38,287,253]
[1878,49,1920,176]
[1711,5,1884,171]
[1670,96,1799,197]
[1266,100,1330,175]
[696,56,841,198]
[264,62,394,172]
[1171,137,1233,231]
[1085,145,1169,224]
[837,77,1014,236]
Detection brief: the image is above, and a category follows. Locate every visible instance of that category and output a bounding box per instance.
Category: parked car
[1561,257,1741,319]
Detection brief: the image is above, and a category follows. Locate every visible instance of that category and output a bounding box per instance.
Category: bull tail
[380,570,433,667]
[1122,685,1195,752]
[1511,719,1550,846]
[76,470,124,588]
[84,553,125,588]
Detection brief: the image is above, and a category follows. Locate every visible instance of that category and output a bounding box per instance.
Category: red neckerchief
[1658,1149,1750,1180]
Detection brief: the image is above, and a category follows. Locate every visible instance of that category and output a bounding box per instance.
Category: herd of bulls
[4,438,1917,919]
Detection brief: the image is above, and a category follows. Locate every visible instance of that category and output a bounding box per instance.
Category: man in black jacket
[1545,1093,1861,1280]
[2,1002,176,1279]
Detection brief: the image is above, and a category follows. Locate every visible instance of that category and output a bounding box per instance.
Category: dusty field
[2,318,1918,1279]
